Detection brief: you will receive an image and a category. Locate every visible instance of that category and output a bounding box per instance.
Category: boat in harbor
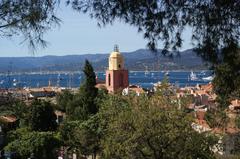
[12,79,26,87]
[202,76,214,81]
[0,80,4,85]
[189,71,198,81]
[199,71,206,76]
[164,71,169,76]
[0,71,212,89]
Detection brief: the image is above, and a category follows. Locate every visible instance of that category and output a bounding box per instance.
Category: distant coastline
[0,69,213,76]
[0,48,209,73]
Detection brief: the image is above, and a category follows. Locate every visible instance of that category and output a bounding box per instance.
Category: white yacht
[190,71,198,81]
[202,76,214,81]
[164,71,169,76]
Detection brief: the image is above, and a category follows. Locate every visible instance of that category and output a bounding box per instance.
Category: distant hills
[0,49,210,73]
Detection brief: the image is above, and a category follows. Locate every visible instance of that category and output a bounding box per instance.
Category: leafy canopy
[0,0,60,51]
[29,100,57,131]
[98,94,217,159]
[60,115,101,157]
[5,128,61,159]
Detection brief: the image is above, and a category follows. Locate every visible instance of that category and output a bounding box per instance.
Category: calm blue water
[0,71,212,89]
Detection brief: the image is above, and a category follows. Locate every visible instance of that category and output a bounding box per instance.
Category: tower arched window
[108,74,111,86]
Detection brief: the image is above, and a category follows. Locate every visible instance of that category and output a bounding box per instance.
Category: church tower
[106,45,129,93]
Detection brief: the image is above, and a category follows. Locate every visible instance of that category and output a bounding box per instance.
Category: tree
[60,115,101,159]
[205,109,229,130]
[29,100,57,131]
[235,115,240,129]
[0,0,60,51]
[5,128,61,159]
[213,45,240,107]
[66,60,98,120]
[66,95,89,121]
[222,133,240,157]
[56,90,74,112]
[80,59,98,114]
[99,94,217,159]
[0,101,29,128]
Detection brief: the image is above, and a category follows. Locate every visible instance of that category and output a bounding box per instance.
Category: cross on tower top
[114,44,119,52]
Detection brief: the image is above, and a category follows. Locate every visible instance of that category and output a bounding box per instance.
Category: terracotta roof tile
[0,115,17,123]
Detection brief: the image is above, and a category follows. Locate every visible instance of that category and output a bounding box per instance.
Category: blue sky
[0,3,193,57]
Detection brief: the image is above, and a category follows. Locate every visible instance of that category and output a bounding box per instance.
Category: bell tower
[106,45,129,93]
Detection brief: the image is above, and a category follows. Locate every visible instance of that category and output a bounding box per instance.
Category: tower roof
[108,45,124,70]
[109,45,123,58]
[109,51,122,58]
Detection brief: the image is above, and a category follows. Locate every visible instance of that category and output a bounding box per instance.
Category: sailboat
[57,73,61,87]
[144,66,150,76]
[190,71,198,81]
[202,76,214,81]
[12,78,17,87]
[164,71,169,76]
[0,80,4,85]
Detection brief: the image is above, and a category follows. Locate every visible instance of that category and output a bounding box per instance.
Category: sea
[0,71,213,89]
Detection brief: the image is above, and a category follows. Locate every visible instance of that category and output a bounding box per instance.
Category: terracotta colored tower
[106,45,129,93]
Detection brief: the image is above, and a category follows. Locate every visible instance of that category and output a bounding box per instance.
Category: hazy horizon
[0,48,196,58]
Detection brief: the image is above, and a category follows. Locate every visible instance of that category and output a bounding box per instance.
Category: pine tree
[66,59,99,121]
[79,60,98,115]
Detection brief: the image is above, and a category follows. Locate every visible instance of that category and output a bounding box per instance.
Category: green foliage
[59,120,81,147]
[98,94,132,131]
[80,59,98,114]
[235,115,240,129]
[205,109,229,129]
[0,0,60,51]
[153,75,176,101]
[29,100,57,131]
[12,102,29,127]
[66,60,98,120]
[73,115,101,157]
[56,90,74,112]
[5,129,61,159]
[0,101,24,115]
[99,95,217,159]
[213,46,240,108]
[223,133,240,156]
[0,101,29,128]
[60,115,101,157]
[66,95,89,121]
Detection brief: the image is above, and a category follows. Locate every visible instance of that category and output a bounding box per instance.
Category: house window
[108,74,111,86]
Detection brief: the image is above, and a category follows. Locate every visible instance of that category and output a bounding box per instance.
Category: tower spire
[114,44,119,52]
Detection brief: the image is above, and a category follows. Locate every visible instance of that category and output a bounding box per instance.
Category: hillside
[0,49,209,73]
